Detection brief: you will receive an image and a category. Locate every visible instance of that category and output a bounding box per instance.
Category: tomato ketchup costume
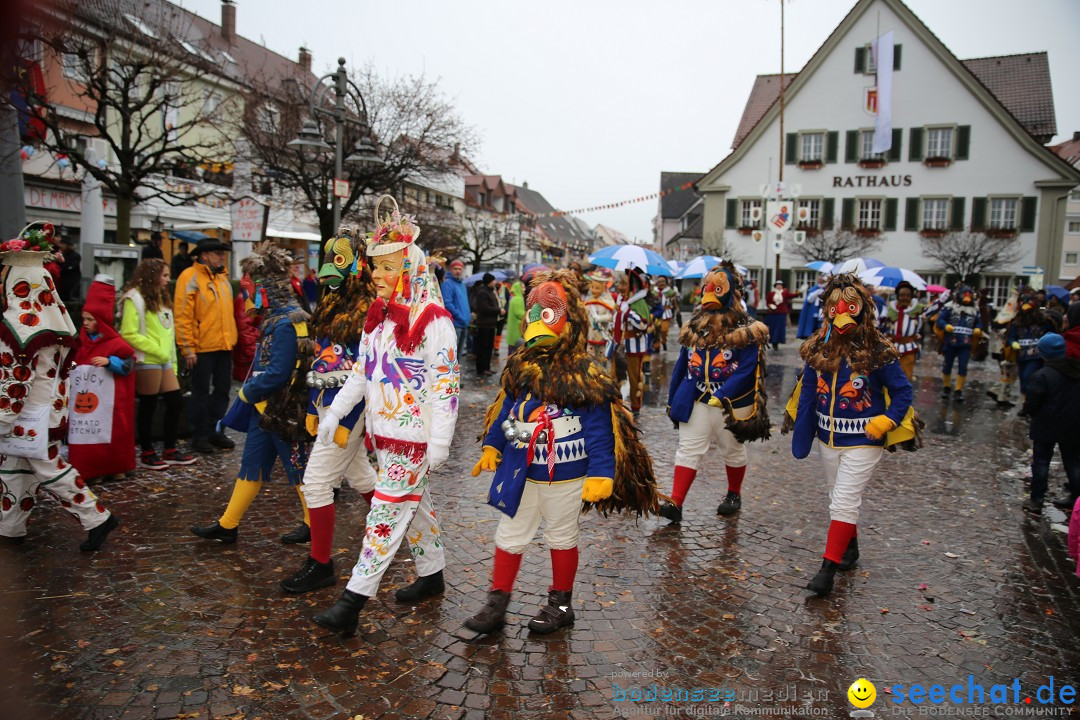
[0,224,117,550]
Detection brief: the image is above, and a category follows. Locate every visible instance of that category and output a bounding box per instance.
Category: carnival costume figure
[785,274,919,596]
[936,285,982,402]
[466,270,660,634]
[879,280,924,382]
[312,197,460,636]
[583,268,615,361]
[1008,288,1055,399]
[280,227,380,593]
[652,276,678,352]
[615,268,654,416]
[659,264,771,523]
[191,243,312,544]
[987,289,1019,408]
[764,281,797,350]
[796,277,825,340]
[0,224,118,550]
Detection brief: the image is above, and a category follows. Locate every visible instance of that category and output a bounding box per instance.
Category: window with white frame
[741,199,762,227]
[989,198,1018,229]
[202,89,222,117]
[62,52,90,83]
[793,269,818,294]
[801,132,824,162]
[860,130,883,161]
[857,199,882,230]
[1067,221,1080,233]
[746,268,765,295]
[797,198,821,228]
[257,104,280,134]
[1065,252,1078,265]
[920,272,943,289]
[982,275,1016,309]
[922,198,949,230]
[864,44,877,74]
[926,127,953,159]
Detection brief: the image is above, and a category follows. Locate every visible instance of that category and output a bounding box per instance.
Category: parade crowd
[2,205,1079,639]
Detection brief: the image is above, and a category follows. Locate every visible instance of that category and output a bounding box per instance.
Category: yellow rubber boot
[955,375,967,392]
[219,480,263,529]
[941,374,952,397]
[296,485,310,526]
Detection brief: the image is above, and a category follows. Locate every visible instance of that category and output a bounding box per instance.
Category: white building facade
[698,0,1079,306]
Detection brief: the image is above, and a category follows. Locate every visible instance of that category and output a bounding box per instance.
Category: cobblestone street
[3,335,1079,720]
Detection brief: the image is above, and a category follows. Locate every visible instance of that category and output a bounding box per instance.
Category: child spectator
[119,259,196,470]
[69,276,136,480]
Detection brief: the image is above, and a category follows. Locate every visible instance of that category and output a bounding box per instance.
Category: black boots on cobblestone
[836,537,859,571]
[313,589,367,636]
[464,590,511,634]
[953,389,964,403]
[657,503,683,523]
[209,432,235,449]
[717,492,742,516]
[1023,498,1044,516]
[394,570,445,602]
[528,590,575,634]
[280,557,335,593]
[191,437,215,454]
[190,521,238,544]
[940,386,951,400]
[281,524,310,544]
[806,559,838,596]
[80,515,119,552]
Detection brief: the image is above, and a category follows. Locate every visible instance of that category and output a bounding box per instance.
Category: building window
[793,269,817,294]
[62,52,91,83]
[801,132,824,162]
[1065,253,1078,265]
[982,275,1017,309]
[257,104,280,134]
[920,272,943,289]
[741,199,762,227]
[1067,221,1080,233]
[922,198,949,230]
[989,198,1018,230]
[858,199,882,230]
[926,127,953,159]
[860,131,883,161]
[202,89,222,117]
[797,199,821,228]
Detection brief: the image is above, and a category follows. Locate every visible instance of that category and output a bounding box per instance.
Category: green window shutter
[893,45,902,70]
[725,198,738,229]
[826,131,839,163]
[956,125,971,160]
[971,197,988,231]
[884,198,899,231]
[909,127,924,161]
[888,128,903,162]
[950,197,965,231]
[841,198,855,230]
[822,198,835,229]
[855,46,867,73]
[905,198,920,231]
[1020,196,1037,232]
[786,133,798,165]
[845,130,859,163]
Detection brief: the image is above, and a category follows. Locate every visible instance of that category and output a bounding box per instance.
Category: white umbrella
[804,260,835,274]
[589,244,674,276]
[667,259,686,275]
[859,267,927,291]
[675,255,723,279]
[80,149,105,245]
[835,257,885,275]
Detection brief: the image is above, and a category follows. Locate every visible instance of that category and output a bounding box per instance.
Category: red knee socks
[550,547,579,592]
[725,465,746,495]
[670,465,698,507]
[308,504,335,564]
[492,547,523,593]
[823,520,857,563]
[361,490,374,505]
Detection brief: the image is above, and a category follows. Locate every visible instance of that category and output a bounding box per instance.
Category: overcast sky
[182,0,1080,244]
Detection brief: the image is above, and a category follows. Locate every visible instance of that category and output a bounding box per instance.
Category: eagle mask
[800,273,897,375]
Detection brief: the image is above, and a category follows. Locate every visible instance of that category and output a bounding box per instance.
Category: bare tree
[10,3,231,244]
[456,211,516,270]
[238,63,478,244]
[702,229,742,263]
[920,231,1023,284]
[790,228,882,264]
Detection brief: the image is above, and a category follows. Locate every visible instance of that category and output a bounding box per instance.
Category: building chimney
[221,0,236,43]
[298,47,312,73]
[522,181,529,189]
[1074,130,1080,142]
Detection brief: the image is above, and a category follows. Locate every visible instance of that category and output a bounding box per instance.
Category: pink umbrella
[926,284,947,294]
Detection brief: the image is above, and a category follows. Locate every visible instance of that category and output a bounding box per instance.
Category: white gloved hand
[427,443,450,472]
[316,410,341,447]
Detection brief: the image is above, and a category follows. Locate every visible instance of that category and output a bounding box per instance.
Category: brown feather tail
[478,389,508,443]
[583,404,662,517]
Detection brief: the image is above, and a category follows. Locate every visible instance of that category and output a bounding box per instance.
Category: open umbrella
[926,284,947,294]
[589,244,673,276]
[859,267,927,291]
[667,259,686,275]
[521,263,551,282]
[463,269,513,287]
[835,257,885,274]
[804,260,835,274]
[675,255,723,279]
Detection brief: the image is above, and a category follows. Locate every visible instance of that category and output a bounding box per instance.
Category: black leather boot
[464,590,511,634]
[281,556,335,593]
[394,570,445,602]
[312,589,367,636]
[281,524,311,544]
[717,492,742,516]
[657,502,683,523]
[806,559,838,596]
[190,521,237,544]
[527,590,575,634]
[80,514,119,552]
[836,537,859,571]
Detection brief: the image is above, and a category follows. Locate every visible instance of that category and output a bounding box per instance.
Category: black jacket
[1022,357,1080,444]
[473,283,501,328]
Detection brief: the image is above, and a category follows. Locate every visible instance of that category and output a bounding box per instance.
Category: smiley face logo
[847,678,876,708]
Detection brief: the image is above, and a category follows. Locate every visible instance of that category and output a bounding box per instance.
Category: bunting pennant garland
[532,180,697,219]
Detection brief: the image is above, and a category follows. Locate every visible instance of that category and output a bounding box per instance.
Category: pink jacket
[1069,497,1080,578]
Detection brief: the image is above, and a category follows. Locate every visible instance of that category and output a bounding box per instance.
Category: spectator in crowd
[472,272,501,376]
[120,259,196,469]
[70,275,136,480]
[170,241,192,279]
[441,258,470,360]
[174,238,237,454]
[232,273,262,382]
[58,236,82,302]
[142,233,164,260]
[494,279,509,355]
[505,279,526,354]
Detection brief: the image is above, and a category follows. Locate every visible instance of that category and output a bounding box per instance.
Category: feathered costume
[614,267,654,414]
[1007,288,1055,397]
[466,270,660,635]
[0,224,117,550]
[659,263,770,523]
[583,268,615,361]
[783,273,921,596]
[935,285,982,401]
[281,226,379,593]
[190,242,312,545]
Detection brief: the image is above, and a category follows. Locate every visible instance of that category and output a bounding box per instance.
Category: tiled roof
[731,74,796,149]
[961,53,1056,142]
[659,171,704,219]
[1050,134,1080,167]
[512,184,591,251]
[667,214,703,246]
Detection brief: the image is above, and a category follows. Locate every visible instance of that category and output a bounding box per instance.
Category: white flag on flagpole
[872,31,894,154]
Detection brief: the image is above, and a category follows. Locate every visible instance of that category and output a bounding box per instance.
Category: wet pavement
[3,330,1079,720]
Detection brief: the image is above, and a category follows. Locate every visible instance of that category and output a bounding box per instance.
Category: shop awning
[171,229,212,242]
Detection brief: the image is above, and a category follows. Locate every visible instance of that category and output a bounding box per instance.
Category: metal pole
[516,215,524,276]
[775,0,785,286]
[0,105,27,241]
[331,57,346,232]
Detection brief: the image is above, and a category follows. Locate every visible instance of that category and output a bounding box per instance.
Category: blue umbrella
[589,244,673,276]
[463,269,513,287]
[859,266,927,290]
[805,260,836,273]
[1045,285,1070,303]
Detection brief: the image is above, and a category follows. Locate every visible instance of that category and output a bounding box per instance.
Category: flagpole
[775,0,785,285]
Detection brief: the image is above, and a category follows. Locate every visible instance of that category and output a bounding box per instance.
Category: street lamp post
[288,57,383,239]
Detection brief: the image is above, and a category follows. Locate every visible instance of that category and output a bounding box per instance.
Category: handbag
[0,404,50,460]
